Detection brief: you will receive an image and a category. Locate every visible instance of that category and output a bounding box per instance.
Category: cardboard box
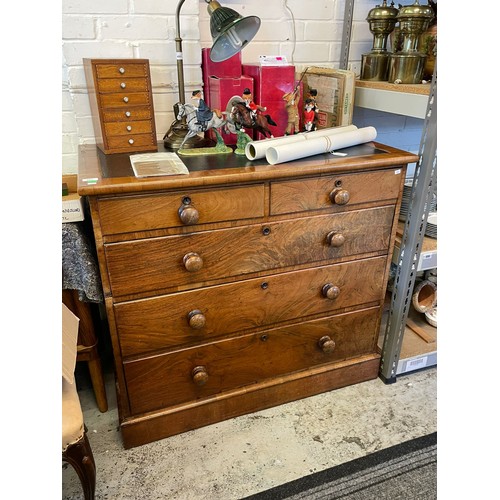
[62,174,84,223]
[62,303,79,384]
[301,67,356,128]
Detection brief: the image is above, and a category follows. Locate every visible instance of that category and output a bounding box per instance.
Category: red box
[242,64,296,102]
[208,76,254,145]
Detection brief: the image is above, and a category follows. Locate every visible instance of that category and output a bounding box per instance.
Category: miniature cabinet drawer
[270,169,403,215]
[97,184,266,235]
[102,106,153,122]
[105,206,395,298]
[95,63,149,79]
[104,120,153,137]
[97,78,150,93]
[114,256,387,357]
[106,133,156,150]
[123,307,380,414]
[99,92,153,108]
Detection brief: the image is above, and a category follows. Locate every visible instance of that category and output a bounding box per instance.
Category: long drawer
[123,307,380,414]
[270,168,403,215]
[98,184,266,235]
[105,206,395,297]
[115,256,386,357]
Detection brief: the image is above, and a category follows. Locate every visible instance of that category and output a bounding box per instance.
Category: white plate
[427,212,437,225]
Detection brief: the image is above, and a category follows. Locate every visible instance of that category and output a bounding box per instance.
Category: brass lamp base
[163,119,214,150]
[361,52,391,81]
[388,53,426,84]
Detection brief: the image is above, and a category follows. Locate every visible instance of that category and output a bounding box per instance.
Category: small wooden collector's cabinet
[78,142,418,448]
[83,58,157,154]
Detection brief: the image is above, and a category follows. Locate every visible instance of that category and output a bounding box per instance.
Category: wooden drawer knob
[183,252,203,272]
[326,231,345,247]
[188,310,206,329]
[318,335,336,353]
[192,366,209,386]
[178,204,199,225]
[329,188,350,205]
[322,283,340,300]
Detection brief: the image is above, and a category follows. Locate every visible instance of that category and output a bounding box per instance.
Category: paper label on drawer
[394,169,401,175]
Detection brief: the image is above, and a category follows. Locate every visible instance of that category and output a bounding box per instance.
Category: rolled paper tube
[265,126,377,165]
[245,125,358,160]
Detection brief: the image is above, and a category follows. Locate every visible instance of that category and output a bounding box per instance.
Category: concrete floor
[62,361,437,499]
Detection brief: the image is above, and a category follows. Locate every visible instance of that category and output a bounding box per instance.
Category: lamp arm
[175,0,187,104]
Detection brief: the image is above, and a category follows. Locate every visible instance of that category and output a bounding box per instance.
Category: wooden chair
[62,289,108,412]
[62,376,96,500]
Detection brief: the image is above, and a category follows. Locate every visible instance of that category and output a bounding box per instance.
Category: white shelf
[354,81,431,119]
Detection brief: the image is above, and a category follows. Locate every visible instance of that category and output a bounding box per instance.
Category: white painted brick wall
[62,0,424,174]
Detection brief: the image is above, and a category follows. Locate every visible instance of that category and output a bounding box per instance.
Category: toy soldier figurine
[242,88,266,122]
[282,88,300,135]
[303,98,316,132]
[191,90,213,131]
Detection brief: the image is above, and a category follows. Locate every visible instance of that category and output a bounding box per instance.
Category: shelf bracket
[340,0,355,69]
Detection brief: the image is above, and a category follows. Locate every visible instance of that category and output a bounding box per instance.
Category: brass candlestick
[388,0,434,84]
[361,1,399,81]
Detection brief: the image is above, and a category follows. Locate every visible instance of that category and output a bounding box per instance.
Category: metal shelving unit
[341,1,437,383]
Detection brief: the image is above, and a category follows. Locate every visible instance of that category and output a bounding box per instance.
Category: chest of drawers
[78,142,417,448]
[83,58,157,154]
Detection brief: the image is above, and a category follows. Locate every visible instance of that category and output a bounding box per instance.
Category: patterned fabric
[62,221,103,303]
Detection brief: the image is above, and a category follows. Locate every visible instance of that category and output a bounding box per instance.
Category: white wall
[62,0,423,174]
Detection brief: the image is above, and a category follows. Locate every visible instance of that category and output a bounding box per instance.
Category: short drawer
[104,120,153,137]
[105,206,395,297]
[99,92,152,108]
[97,77,149,93]
[102,106,153,122]
[123,307,380,414]
[95,63,148,79]
[98,184,266,235]
[270,168,403,215]
[114,256,386,357]
[106,133,156,150]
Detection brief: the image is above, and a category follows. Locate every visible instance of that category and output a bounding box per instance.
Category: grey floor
[62,360,437,499]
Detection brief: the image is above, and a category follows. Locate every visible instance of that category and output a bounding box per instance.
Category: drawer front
[96,63,149,79]
[99,92,152,108]
[115,256,386,357]
[97,77,149,93]
[106,133,156,150]
[102,106,153,122]
[123,307,380,414]
[98,184,266,235]
[105,206,394,297]
[104,120,153,137]
[270,169,403,215]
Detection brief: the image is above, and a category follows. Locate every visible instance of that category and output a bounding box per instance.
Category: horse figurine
[228,97,277,138]
[176,102,228,149]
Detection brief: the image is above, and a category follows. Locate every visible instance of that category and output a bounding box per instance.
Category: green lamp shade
[209,6,260,62]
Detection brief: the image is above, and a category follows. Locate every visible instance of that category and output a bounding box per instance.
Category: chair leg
[62,431,96,500]
[87,353,108,413]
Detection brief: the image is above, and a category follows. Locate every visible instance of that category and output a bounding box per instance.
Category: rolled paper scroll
[265,126,377,165]
[245,125,358,161]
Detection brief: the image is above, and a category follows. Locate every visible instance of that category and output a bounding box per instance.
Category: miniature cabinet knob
[126,125,132,131]
[123,96,129,103]
[326,231,345,247]
[318,335,336,354]
[329,188,350,205]
[119,67,125,74]
[188,310,206,329]
[183,252,203,272]
[121,82,126,89]
[128,139,134,144]
[125,111,131,117]
[322,283,340,300]
[178,205,199,225]
[192,366,209,386]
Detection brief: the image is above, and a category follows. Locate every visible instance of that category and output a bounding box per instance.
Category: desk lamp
[164,0,261,150]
